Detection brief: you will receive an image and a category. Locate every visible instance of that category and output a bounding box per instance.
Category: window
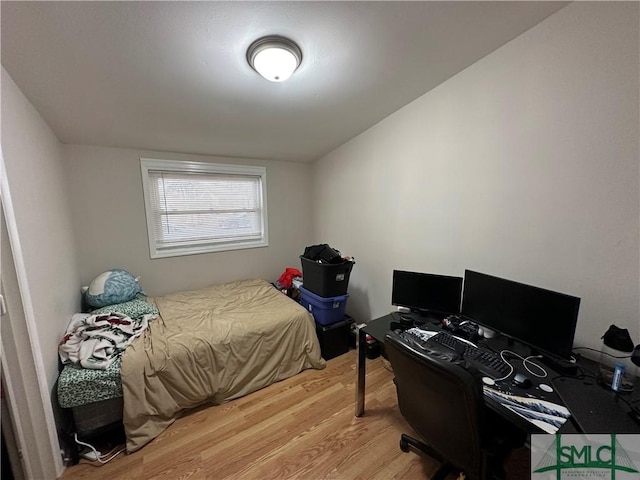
[140,158,268,258]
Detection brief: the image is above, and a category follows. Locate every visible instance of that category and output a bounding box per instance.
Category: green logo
[533,434,640,479]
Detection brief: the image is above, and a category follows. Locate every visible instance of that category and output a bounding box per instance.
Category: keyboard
[427,331,511,379]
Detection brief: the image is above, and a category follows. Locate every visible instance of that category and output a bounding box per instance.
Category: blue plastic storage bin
[299,286,349,325]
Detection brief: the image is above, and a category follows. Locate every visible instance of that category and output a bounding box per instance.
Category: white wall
[1,67,79,477]
[63,145,313,296]
[1,68,81,390]
[312,2,639,354]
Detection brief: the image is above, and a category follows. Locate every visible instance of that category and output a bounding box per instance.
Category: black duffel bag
[302,244,343,264]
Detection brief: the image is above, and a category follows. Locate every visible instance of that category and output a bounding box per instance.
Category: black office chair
[385,330,518,480]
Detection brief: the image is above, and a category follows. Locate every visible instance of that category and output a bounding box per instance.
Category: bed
[57,295,160,436]
[57,358,124,433]
[58,277,325,453]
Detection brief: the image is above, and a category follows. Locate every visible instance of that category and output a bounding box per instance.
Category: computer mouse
[513,373,532,389]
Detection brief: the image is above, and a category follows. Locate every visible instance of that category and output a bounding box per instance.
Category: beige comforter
[121,278,325,452]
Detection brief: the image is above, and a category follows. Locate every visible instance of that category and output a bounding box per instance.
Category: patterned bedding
[57,297,158,409]
[58,357,123,409]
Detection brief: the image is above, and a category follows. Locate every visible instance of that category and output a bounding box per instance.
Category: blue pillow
[84,269,143,308]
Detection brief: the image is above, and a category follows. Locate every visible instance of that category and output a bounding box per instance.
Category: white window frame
[140,158,269,259]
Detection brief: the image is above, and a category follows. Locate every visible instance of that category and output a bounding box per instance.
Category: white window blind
[141,159,268,258]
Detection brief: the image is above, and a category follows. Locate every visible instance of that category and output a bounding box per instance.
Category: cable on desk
[572,346,632,359]
[523,355,548,378]
[545,366,596,397]
[567,354,600,382]
[491,351,514,382]
[498,349,548,379]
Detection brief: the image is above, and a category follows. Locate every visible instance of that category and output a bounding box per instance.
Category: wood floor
[60,349,529,479]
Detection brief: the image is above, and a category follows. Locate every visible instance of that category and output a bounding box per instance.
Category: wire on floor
[74,433,125,465]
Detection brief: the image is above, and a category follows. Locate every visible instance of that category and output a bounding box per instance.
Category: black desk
[355,314,640,435]
[355,313,395,417]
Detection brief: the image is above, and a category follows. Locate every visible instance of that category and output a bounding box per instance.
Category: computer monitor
[392,270,463,316]
[461,270,580,361]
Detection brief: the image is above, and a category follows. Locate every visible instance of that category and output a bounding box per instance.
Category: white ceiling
[1,1,568,163]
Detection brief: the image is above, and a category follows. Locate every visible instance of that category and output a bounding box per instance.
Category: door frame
[1,152,64,479]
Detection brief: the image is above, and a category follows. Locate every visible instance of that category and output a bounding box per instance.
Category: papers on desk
[405,327,437,342]
[483,386,571,434]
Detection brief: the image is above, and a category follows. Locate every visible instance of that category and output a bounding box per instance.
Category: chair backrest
[385,330,487,475]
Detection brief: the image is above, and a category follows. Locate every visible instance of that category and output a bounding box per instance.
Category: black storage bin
[300,256,354,297]
[316,316,353,360]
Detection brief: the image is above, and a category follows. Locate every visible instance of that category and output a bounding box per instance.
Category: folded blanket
[59,312,153,370]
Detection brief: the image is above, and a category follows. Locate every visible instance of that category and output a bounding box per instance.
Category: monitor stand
[419,312,446,326]
[483,335,531,357]
[483,335,579,376]
[538,353,579,376]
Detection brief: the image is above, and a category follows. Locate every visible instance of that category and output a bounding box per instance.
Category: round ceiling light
[247,36,302,82]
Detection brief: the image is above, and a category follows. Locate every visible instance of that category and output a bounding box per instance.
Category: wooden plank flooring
[60,349,529,479]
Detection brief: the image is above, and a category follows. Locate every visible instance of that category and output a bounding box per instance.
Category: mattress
[70,397,124,434]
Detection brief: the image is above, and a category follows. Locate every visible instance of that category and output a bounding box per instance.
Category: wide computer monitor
[392,270,463,316]
[461,270,580,361]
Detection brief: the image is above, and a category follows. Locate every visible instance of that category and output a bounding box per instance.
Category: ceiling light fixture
[247,35,302,82]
